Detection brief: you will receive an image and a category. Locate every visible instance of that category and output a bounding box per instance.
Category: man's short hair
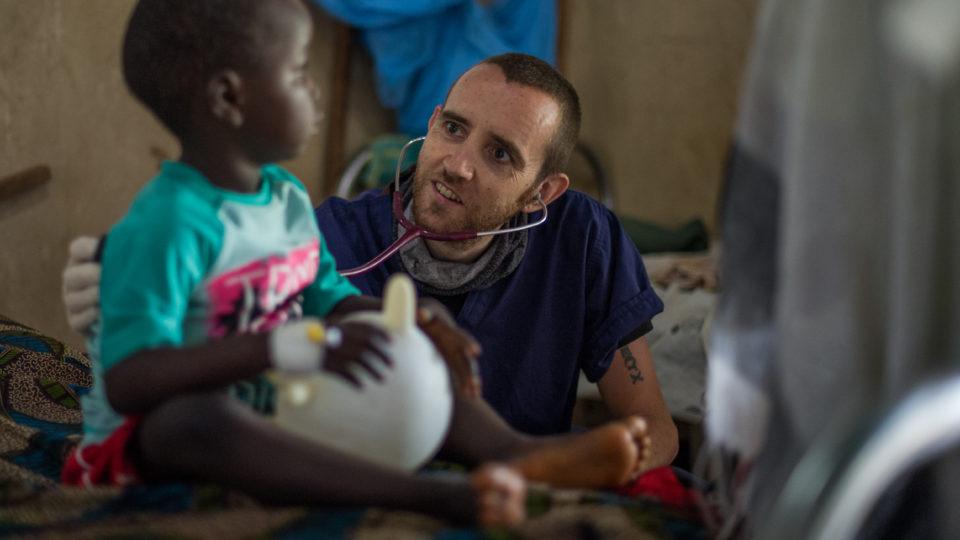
[122,0,294,137]
[481,53,581,182]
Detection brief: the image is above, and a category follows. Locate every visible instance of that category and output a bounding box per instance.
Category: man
[64,53,678,473]
[319,53,677,465]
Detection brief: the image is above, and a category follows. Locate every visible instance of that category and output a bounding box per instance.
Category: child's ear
[207,70,244,127]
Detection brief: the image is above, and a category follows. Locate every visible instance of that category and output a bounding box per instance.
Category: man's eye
[444,121,461,135]
[492,147,511,163]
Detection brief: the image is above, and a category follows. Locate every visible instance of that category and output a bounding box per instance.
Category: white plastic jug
[272,274,453,471]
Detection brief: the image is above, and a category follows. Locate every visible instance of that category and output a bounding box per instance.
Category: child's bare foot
[469,464,526,527]
[509,417,650,488]
[621,416,653,479]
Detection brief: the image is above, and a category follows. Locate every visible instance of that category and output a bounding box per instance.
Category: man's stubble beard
[412,172,539,251]
[410,170,538,239]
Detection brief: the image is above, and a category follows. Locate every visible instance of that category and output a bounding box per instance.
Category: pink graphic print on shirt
[206,240,320,338]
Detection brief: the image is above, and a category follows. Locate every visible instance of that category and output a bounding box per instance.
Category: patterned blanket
[0,315,705,539]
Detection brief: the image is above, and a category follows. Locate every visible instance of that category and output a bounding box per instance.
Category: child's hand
[321,320,393,389]
[270,319,392,389]
[417,299,482,398]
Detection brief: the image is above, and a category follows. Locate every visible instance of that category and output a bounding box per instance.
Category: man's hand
[62,236,102,335]
[417,298,482,398]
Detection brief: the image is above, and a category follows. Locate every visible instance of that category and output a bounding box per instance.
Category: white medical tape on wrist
[269,318,328,372]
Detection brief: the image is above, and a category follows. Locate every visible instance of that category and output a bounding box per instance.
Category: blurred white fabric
[705,0,960,532]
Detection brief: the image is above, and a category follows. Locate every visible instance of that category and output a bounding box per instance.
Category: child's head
[122,0,319,163]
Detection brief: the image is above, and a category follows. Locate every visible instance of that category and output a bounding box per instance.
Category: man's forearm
[604,392,679,470]
[641,412,679,469]
[598,337,679,470]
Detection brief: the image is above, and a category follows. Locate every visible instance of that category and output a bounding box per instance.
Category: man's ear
[207,69,245,128]
[426,105,442,132]
[523,172,570,213]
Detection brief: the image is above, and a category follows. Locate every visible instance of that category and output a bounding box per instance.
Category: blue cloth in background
[315,0,557,136]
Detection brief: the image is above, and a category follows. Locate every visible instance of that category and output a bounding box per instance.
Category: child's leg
[440,395,648,488]
[135,391,524,526]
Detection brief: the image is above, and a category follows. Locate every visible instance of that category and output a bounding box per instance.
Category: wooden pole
[0,165,51,202]
[322,21,354,197]
[556,0,569,74]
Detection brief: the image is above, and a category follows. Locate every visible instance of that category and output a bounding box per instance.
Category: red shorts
[62,416,142,488]
[617,466,698,508]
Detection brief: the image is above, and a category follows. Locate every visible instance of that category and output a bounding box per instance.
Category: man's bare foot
[469,464,526,527]
[508,417,651,488]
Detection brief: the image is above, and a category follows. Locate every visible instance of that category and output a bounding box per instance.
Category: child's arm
[105,319,392,414]
[328,295,483,398]
[305,233,484,397]
[104,334,270,414]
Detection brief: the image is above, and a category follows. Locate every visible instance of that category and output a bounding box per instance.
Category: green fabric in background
[356,134,421,192]
[618,216,710,254]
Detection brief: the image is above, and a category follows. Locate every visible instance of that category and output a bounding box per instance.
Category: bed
[0,314,706,539]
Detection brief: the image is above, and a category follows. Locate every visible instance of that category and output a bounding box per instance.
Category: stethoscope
[338,136,549,277]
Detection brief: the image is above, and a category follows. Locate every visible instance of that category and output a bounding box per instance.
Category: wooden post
[0,165,51,202]
[322,21,354,197]
[556,0,569,74]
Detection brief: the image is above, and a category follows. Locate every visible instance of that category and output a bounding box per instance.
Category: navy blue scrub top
[315,187,663,435]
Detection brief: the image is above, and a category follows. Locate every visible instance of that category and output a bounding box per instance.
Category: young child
[62,0,525,526]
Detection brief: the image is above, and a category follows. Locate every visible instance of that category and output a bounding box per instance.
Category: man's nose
[442,145,475,182]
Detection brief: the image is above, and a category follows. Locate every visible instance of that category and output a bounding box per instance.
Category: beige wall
[0,0,754,345]
[566,0,757,230]
[1,1,171,346]
[0,1,390,345]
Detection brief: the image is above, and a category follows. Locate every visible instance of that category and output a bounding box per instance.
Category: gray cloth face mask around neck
[395,178,528,296]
